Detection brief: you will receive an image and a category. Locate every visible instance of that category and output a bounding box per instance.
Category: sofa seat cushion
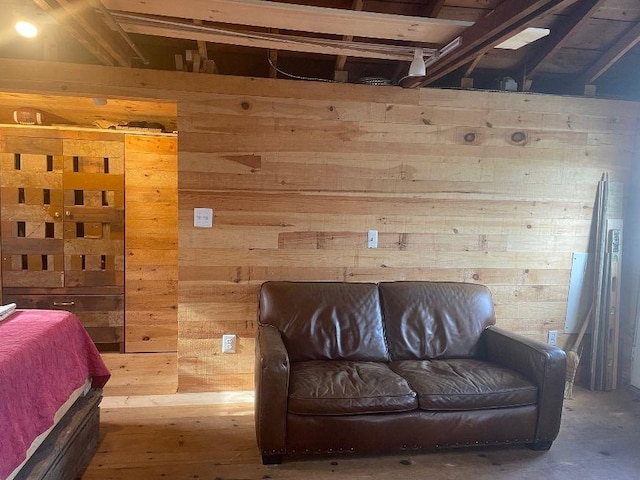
[390,359,537,411]
[289,360,418,415]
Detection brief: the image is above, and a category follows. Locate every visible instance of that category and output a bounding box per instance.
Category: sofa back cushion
[379,281,496,360]
[258,281,389,362]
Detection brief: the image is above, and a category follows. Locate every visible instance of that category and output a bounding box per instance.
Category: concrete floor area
[527,385,640,480]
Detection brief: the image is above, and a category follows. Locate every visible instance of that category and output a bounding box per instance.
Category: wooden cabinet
[0,128,125,349]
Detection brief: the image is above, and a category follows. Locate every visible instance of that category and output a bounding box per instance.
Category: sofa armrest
[483,326,566,444]
[255,324,290,459]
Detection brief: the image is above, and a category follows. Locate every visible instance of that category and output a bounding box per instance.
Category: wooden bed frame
[13,389,102,480]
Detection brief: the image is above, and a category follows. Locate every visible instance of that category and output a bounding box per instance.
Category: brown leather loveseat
[255,281,566,464]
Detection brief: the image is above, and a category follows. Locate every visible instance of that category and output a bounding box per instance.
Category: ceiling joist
[94,0,149,65]
[31,0,118,66]
[464,52,485,78]
[390,0,447,81]
[18,0,637,97]
[414,0,573,88]
[31,0,132,67]
[114,13,436,61]
[334,0,364,73]
[101,0,471,44]
[581,20,640,83]
[524,0,607,81]
[422,0,446,19]
[55,0,131,67]
[403,0,576,88]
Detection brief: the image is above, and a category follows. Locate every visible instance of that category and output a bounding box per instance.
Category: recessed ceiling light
[495,27,550,50]
[15,20,38,38]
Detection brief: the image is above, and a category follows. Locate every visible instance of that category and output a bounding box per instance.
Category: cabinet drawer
[4,294,124,346]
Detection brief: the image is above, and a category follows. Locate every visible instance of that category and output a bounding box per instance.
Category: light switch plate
[194,208,213,228]
[367,230,378,248]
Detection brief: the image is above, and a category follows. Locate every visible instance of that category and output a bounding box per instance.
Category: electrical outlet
[547,330,558,346]
[222,334,237,354]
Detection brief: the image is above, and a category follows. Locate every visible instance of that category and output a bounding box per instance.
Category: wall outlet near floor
[547,330,558,346]
[222,334,237,353]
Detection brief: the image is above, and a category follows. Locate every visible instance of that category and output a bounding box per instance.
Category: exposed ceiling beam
[390,0,446,85]
[94,0,150,65]
[55,0,131,67]
[412,0,572,88]
[422,0,446,18]
[114,13,435,61]
[193,19,208,61]
[31,0,117,66]
[335,0,364,73]
[269,28,279,78]
[457,0,579,82]
[581,20,640,84]
[463,52,485,77]
[102,0,471,44]
[269,49,278,78]
[524,0,606,81]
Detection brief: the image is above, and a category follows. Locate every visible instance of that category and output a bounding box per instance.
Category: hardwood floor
[85,354,640,479]
[84,394,257,479]
[87,353,260,479]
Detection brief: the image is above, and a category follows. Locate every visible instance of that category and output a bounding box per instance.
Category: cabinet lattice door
[0,129,125,348]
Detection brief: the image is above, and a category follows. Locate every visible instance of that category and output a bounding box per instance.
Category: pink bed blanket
[0,309,110,479]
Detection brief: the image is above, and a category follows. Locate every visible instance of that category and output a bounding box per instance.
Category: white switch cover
[367,230,378,248]
[194,208,213,228]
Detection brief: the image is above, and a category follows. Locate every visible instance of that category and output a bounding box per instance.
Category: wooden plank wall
[178,87,638,391]
[0,60,638,392]
[125,135,179,352]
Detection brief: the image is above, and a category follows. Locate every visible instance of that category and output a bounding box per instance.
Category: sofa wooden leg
[262,454,284,465]
[529,441,553,451]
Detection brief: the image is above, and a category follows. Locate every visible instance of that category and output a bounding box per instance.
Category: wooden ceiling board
[535,47,604,75]
[593,0,640,21]
[359,0,434,16]
[438,6,495,22]
[469,48,532,70]
[580,19,640,82]
[445,0,502,7]
[595,42,640,82]
[563,18,635,49]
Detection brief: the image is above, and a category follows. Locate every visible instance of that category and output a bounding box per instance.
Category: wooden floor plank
[83,387,640,480]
